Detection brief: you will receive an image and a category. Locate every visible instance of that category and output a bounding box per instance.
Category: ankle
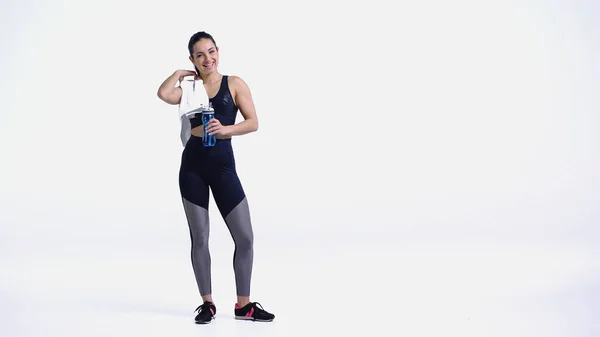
[202,295,214,305]
[237,298,251,308]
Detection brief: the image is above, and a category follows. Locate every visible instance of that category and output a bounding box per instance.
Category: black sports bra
[190,75,239,129]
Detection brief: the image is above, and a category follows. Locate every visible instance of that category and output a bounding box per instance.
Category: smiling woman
[156,31,274,325]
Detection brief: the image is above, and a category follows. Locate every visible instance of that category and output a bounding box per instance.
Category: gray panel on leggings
[224,197,254,297]
[182,197,212,296]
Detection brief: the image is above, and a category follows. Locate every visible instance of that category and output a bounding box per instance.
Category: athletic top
[190,75,239,129]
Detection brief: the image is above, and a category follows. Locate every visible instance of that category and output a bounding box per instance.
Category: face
[189,38,219,76]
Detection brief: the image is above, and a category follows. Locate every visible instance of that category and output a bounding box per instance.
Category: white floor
[2,230,599,337]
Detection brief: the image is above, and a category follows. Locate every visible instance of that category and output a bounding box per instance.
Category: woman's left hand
[205,118,230,137]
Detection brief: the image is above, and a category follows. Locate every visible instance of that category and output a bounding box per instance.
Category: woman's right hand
[158,70,195,104]
[178,69,198,82]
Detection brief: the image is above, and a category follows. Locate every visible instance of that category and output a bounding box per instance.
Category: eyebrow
[196,48,215,56]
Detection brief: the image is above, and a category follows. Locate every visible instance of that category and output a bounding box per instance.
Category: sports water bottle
[201,106,216,147]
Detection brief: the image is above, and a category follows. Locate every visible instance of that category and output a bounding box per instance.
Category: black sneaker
[234,302,275,322]
[194,301,216,324]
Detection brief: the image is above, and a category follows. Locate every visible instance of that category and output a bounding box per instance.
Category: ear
[189,55,194,63]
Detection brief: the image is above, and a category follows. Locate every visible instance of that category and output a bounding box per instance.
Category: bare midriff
[191,126,232,139]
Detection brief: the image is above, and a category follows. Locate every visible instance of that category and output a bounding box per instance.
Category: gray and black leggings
[179,135,254,297]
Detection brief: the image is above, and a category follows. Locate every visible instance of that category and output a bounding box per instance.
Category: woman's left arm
[225,76,259,136]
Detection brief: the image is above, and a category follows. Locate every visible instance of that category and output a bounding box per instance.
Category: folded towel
[178,76,209,146]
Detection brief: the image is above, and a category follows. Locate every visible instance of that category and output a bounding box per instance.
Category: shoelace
[250,302,268,313]
[195,302,214,314]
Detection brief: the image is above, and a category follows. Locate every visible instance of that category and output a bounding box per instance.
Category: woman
[156,31,275,324]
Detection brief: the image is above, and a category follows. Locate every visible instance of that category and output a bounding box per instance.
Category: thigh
[179,142,210,209]
[208,149,246,219]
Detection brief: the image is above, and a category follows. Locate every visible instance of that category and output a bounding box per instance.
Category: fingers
[205,120,228,137]
[179,70,198,80]
[206,126,219,135]
[204,119,221,134]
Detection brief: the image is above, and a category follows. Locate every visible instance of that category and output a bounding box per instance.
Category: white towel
[178,76,209,146]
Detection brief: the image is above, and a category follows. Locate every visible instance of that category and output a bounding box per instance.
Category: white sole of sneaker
[235,316,273,322]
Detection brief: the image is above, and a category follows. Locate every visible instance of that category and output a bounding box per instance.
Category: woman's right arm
[157,70,196,105]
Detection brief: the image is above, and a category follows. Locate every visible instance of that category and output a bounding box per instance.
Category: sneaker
[194,301,216,324]
[234,302,275,322]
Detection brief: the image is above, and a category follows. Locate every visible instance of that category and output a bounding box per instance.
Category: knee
[235,232,254,252]
[191,230,210,251]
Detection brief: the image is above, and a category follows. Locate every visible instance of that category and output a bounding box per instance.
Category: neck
[201,72,222,84]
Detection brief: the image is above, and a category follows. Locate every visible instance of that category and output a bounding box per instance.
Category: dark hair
[188,31,218,76]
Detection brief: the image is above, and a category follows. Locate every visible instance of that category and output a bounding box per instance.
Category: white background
[1,0,599,336]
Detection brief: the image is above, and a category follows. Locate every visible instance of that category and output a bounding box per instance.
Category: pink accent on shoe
[246,307,254,317]
[210,308,215,316]
[235,304,241,309]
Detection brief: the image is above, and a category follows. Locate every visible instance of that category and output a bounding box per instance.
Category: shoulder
[227,75,248,89]
[227,75,252,98]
